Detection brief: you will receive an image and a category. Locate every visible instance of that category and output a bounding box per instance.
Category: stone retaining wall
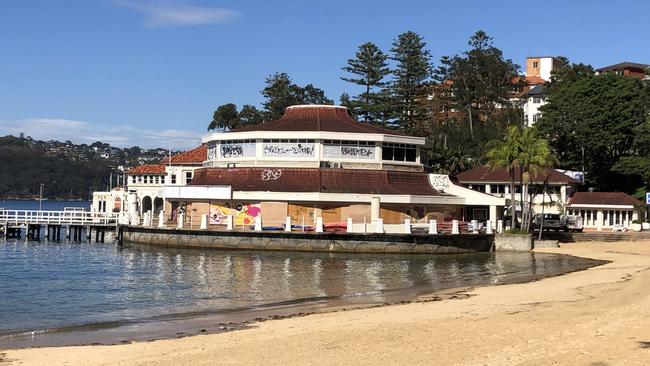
[121,226,493,254]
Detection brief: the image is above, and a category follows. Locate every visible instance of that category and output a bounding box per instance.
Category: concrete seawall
[121,226,494,254]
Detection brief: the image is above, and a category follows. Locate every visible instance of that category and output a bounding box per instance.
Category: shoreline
[5,241,650,365]
[0,252,600,350]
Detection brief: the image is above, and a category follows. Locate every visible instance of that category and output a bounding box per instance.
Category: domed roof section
[230,105,404,136]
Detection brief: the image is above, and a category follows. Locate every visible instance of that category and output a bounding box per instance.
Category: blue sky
[1,0,649,149]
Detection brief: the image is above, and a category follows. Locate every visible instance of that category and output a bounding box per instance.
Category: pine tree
[341,42,390,123]
[339,93,357,118]
[261,73,303,120]
[261,73,333,120]
[389,31,432,133]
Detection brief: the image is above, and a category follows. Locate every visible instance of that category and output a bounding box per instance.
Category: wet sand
[4,241,650,365]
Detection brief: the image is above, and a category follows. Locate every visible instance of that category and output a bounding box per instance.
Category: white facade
[522,91,546,127]
[538,57,556,82]
[202,107,430,172]
[92,188,127,213]
[462,181,571,216]
[566,205,638,231]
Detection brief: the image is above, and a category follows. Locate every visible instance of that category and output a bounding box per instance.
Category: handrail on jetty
[0,210,119,226]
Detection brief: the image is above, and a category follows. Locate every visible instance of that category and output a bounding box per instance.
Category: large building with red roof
[107,104,503,230]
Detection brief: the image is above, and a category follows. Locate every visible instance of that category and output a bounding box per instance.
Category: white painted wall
[523,95,546,127]
[540,57,554,81]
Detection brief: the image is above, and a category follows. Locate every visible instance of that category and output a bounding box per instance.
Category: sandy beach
[4,241,650,366]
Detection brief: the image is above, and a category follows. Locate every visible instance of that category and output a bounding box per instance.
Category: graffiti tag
[220,144,244,158]
[261,169,282,181]
[341,146,373,157]
[263,144,315,156]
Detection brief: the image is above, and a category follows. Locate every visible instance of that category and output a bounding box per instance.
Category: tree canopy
[389,31,432,133]
[536,68,648,191]
[341,42,390,124]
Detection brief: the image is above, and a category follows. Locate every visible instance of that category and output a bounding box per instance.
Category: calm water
[0,237,600,340]
[0,199,90,211]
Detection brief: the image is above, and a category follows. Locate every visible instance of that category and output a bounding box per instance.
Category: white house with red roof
[455,165,581,218]
[566,192,642,230]
[92,145,207,222]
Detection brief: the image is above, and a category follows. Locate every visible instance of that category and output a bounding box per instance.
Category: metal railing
[0,210,119,226]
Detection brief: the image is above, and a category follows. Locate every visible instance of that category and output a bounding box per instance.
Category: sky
[2,0,650,149]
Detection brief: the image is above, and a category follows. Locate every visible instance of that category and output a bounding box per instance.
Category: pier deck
[0,210,119,241]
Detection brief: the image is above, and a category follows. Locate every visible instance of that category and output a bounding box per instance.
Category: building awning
[163,185,231,200]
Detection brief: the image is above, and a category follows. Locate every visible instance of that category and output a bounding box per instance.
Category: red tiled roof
[127,164,166,175]
[524,75,546,85]
[455,166,580,185]
[189,168,441,196]
[162,145,207,165]
[230,105,405,136]
[568,192,642,207]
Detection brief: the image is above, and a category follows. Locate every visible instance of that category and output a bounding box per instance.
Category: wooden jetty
[0,210,119,242]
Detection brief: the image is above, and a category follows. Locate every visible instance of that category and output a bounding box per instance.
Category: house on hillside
[595,62,649,80]
[516,56,563,127]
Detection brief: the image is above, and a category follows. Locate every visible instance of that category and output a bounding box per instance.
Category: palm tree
[486,125,522,229]
[517,127,556,230]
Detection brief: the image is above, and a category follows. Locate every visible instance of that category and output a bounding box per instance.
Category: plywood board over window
[288,203,316,224]
[320,204,344,224]
[340,204,371,222]
[260,202,288,226]
[380,207,404,224]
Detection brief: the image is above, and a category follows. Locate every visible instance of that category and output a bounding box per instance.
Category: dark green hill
[0,135,167,199]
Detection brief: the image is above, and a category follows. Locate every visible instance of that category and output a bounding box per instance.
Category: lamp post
[39,183,44,211]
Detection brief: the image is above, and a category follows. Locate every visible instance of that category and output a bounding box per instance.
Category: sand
[4,241,650,366]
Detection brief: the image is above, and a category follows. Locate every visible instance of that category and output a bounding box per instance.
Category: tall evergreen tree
[300,84,334,105]
[341,42,390,123]
[437,31,521,138]
[389,31,432,133]
[208,103,239,131]
[238,104,264,126]
[261,73,332,120]
[339,93,357,118]
[261,73,303,120]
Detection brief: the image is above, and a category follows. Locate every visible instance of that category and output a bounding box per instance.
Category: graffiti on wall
[220,144,243,158]
[209,202,261,226]
[341,146,374,158]
[207,144,218,160]
[262,143,315,157]
[323,144,374,160]
[219,142,256,159]
[261,169,282,181]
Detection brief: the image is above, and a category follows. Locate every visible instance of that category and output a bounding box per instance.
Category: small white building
[92,187,127,213]
[566,192,641,230]
[455,166,581,216]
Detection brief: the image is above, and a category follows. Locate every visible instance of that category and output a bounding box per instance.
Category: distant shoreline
[0,198,88,202]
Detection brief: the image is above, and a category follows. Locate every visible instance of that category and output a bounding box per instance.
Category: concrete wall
[494,234,533,251]
[121,226,493,254]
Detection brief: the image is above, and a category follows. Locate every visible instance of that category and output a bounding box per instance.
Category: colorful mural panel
[209,202,261,226]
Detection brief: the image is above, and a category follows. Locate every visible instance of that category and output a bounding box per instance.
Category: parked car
[563,215,584,232]
[531,213,567,232]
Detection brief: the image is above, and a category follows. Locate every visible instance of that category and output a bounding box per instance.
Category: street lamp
[39,183,44,211]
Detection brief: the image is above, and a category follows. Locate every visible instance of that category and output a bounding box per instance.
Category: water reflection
[0,239,599,336]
